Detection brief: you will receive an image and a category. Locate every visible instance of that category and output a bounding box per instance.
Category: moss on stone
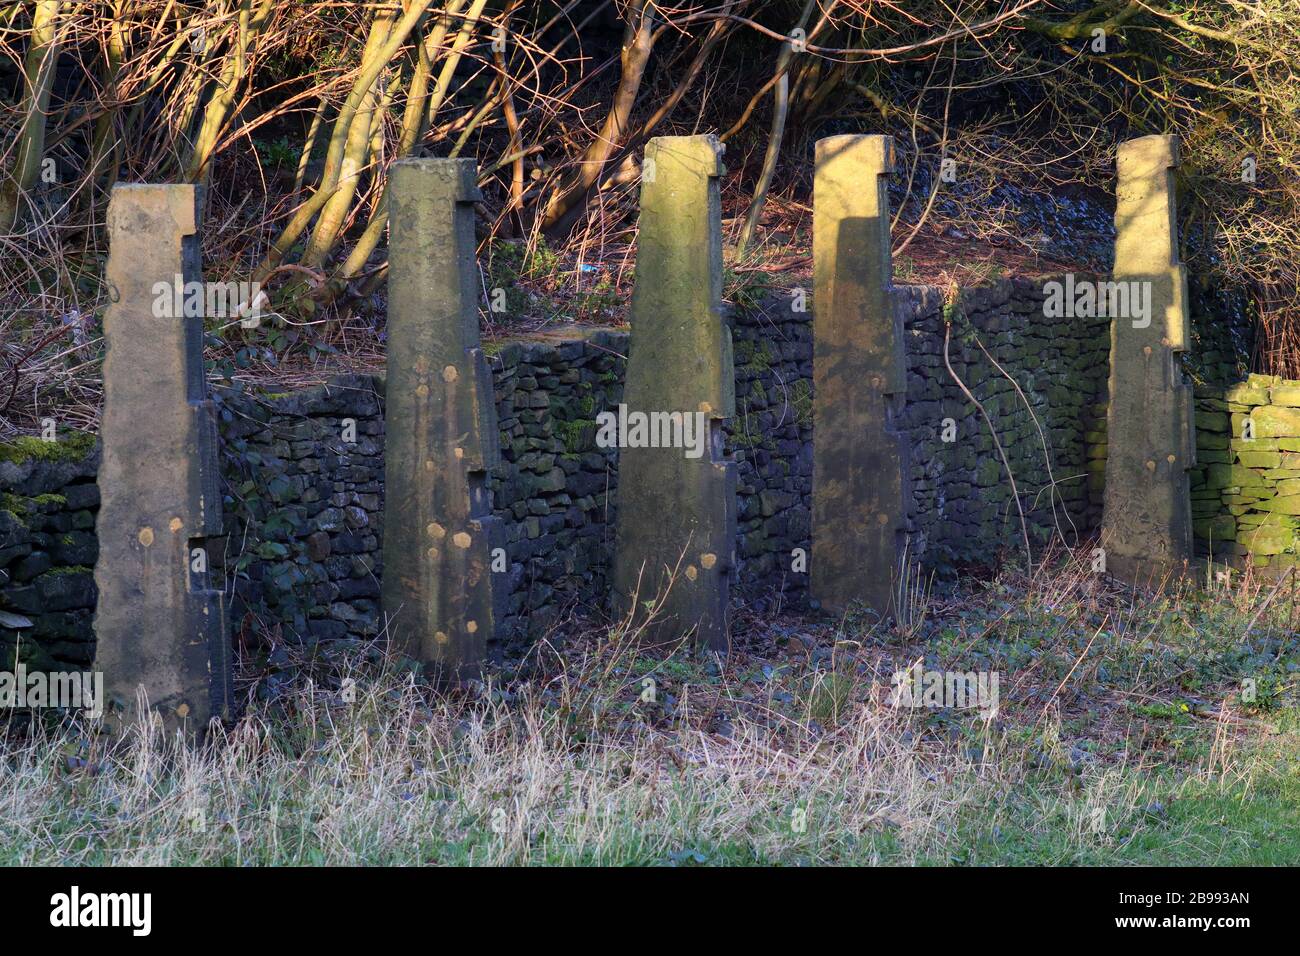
[733,338,775,374]
[1240,523,1297,555]
[0,430,96,465]
[729,405,770,451]
[973,456,1003,487]
[554,417,596,454]
[1270,383,1300,407]
[1193,514,1236,542]
[0,491,66,521]
[789,378,813,426]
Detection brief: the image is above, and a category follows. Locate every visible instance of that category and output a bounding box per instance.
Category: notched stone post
[381,158,501,681]
[93,184,231,735]
[613,134,736,652]
[811,134,909,617]
[1103,135,1195,583]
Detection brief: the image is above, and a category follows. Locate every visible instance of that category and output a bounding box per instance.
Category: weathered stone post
[612,134,736,651]
[93,184,231,733]
[1102,135,1195,582]
[811,134,909,617]
[381,158,501,680]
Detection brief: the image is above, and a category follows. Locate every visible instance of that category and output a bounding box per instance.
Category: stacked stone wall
[727,300,814,608]
[0,434,100,670]
[898,278,1110,576]
[3,278,1148,665]
[1190,374,1300,573]
[486,332,626,646]
[216,376,387,647]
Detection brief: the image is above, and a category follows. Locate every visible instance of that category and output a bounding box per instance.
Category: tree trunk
[0,1,63,234]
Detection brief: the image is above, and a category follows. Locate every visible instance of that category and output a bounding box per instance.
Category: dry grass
[1,652,989,866]
[3,547,1297,866]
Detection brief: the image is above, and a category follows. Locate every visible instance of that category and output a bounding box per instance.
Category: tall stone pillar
[1102,135,1195,582]
[613,135,736,652]
[381,158,501,680]
[93,184,231,734]
[811,134,908,617]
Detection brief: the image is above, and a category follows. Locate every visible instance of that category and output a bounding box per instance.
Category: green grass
[952,752,1300,865]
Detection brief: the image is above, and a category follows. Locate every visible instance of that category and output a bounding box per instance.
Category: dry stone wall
[0,434,100,670]
[216,376,386,648]
[1,280,1120,669]
[206,345,630,661]
[18,284,1272,672]
[1190,374,1300,573]
[1,314,823,669]
[728,297,814,608]
[486,332,625,648]
[1063,373,1300,578]
[217,341,629,657]
[898,278,1111,577]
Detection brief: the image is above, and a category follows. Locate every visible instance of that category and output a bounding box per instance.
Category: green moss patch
[0,430,97,465]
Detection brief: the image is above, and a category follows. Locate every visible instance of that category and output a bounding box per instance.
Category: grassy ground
[2,549,1298,866]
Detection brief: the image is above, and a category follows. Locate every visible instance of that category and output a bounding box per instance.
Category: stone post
[612,135,736,651]
[381,158,501,681]
[811,134,909,617]
[93,184,231,734]
[1102,135,1195,582]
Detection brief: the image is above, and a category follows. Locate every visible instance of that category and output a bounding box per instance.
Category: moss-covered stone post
[1102,135,1196,582]
[381,158,501,680]
[612,134,736,651]
[811,134,909,617]
[93,184,231,734]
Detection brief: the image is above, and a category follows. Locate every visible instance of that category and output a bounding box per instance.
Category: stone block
[811,135,909,616]
[1101,136,1195,582]
[92,184,231,735]
[612,135,735,651]
[380,159,501,680]
[1252,406,1300,439]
